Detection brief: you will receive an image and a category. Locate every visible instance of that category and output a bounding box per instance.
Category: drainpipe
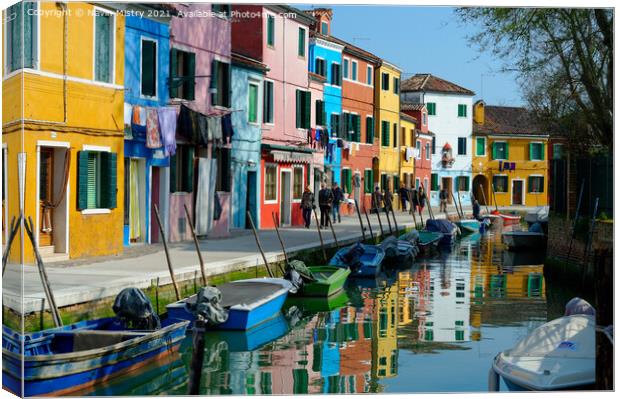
[57,1,68,124]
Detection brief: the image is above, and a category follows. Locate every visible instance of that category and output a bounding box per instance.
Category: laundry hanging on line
[145,108,163,149]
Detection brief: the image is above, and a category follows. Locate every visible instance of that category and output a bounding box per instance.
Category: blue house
[123,10,174,245]
[230,52,267,229]
[309,33,344,186]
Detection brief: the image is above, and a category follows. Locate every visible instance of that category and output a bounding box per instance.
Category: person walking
[384,186,394,212]
[472,199,482,221]
[398,183,409,212]
[318,183,334,228]
[410,185,419,215]
[372,185,384,213]
[331,182,344,223]
[439,187,448,213]
[300,186,315,228]
[418,186,427,217]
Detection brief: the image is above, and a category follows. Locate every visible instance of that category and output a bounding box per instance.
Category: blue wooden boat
[378,236,418,267]
[166,278,292,330]
[425,219,459,245]
[455,219,481,234]
[329,243,385,278]
[2,317,189,397]
[203,312,290,352]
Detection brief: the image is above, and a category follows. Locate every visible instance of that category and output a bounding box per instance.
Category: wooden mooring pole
[187,316,207,395]
[154,204,180,301]
[2,216,20,277]
[363,209,374,240]
[354,199,367,242]
[184,204,207,286]
[312,209,328,263]
[247,211,274,278]
[271,212,290,275]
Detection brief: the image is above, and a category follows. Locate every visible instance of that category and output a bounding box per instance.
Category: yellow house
[2,2,125,264]
[399,112,416,192]
[471,101,549,207]
[375,60,401,195]
[372,281,399,379]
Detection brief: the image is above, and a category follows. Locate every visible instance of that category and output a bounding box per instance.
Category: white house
[400,74,475,207]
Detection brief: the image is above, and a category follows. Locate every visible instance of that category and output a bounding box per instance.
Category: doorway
[512,180,524,205]
[245,170,258,229]
[126,158,147,243]
[472,174,489,205]
[441,177,453,204]
[280,170,291,226]
[150,166,166,243]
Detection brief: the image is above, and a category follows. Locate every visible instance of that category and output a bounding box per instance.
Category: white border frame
[262,78,275,125]
[475,136,487,157]
[279,168,293,226]
[527,174,545,194]
[81,144,112,214]
[291,165,304,203]
[529,141,544,161]
[248,81,261,125]
[492,174,509,193]
[264,163,278,204]
[139,36,158,100]
[511,178,525,206]
[92,6,117,85]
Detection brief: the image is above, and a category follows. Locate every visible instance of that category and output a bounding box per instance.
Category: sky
[302,5,524,106]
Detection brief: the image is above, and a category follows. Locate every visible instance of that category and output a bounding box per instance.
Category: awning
[271,150,313,164]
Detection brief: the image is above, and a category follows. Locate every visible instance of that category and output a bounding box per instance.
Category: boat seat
[67,330,146,352]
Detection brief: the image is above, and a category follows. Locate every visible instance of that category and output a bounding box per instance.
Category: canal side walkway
[2,206,534,313]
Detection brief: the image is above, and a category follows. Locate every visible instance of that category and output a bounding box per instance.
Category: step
[41,252,70,263]
[38,246,56,256]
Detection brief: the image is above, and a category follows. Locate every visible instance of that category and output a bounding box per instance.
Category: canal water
[78,227,578,395]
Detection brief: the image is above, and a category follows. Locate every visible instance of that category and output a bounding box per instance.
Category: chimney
[309,8,333,35]
[473,100,485,125]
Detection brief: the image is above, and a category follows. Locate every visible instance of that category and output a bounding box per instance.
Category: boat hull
[456,220,481,234]
[502,232,547,250]
[329,244,385,278]
[296,266,351,297]
[2,321,188,397]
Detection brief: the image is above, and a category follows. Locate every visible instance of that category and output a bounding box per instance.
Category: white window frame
[139,36,158,100]
[475,136,486,157]
[292,165,304,203]
[248,81,260,125]
[367,65,373,86]
[528,174,545,194]
[416,140,421,159]
[81,144,112,214]
[425,142,431,160]
[492,174,509,193]
[511,178,525,206]
[3,2,41,76]
[298,27,306,58]
[351,60,358,81]
[263,78,275,125]
[343,57,350,79]
[493,140,508,161]
[92,6,116,84]
[266,13,276,48]
[530,141,544,161]
[264,163,278,204]
[457,103,467,118]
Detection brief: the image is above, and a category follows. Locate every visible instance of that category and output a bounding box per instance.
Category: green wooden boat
[294,266,351,297]
[287,289,350,312]
[417,231,443,252]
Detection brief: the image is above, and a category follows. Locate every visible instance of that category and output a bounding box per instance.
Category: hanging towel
[129,159,141,240]
[208,116,222,142]
[195,158,218,235]
[222,114,234,143]
[131,105,147,138]
[146,108,163,149]
[132,105,141,125]
[158,107,177,156]
[197,114,209,145]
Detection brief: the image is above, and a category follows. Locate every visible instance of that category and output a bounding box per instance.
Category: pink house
[232,5,317,228]
[168,4,232,240]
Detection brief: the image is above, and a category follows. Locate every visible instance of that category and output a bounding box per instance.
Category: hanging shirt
[158,107,177,156]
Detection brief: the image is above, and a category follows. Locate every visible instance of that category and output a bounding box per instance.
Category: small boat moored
[329,242,385,278]
[455,219,482,235]
[287,262,351,297]
[425,219,459,246]
[377,236,418,267]
[416,231,443,253]
[501,231,547,250]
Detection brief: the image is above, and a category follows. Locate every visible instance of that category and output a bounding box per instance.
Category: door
[353,172,361,205]
[280,171,291,225]
[245,170,258,229]
[512,180,524,205]
[39,148,54,247]
[441,177,453,204]
[150,167,161,243]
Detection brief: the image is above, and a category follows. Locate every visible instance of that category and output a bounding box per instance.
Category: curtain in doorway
[129,159,141,240]
[195,158,218,236]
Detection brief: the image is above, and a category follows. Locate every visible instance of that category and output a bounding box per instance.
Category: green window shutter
[77,151,90,210]
[185,147,194,192]
[169,49,178,98]
[541,143,545,160]
[431,173,439,191]
[100,152,117,209]
[322,101,326,127]
[354,115,361,142]
[87,153,98,209]
[267,16,274,46]
[393,175,400,191]
[94,13,112,83]
[315,100,321,125]
[304,91,311,128]
[505,142,509,159]
[293,369,309,394]
[186,52,196,101]
[169,153,177,193]
[529,143,534,160]
[464,176,470,191]
[476,138,484,156]
[248,84,258,123]
[343,170,351,194]
[528,176,534,192]
[23,2,35,68]
[298,28,305,57]
[366,117,374,143]
[491,143,497,160]
[295,90,301,128]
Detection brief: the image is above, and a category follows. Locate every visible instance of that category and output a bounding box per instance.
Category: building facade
[3,2,126,263]
[472,101,549,207]
[400,74,475,207]
[398,112,417,196]
[401,103,434,196]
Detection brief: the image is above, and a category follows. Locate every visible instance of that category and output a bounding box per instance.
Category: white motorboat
[489,314,595,391]
[525,206,549,225]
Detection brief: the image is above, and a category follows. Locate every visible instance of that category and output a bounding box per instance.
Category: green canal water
[78,228,580,395]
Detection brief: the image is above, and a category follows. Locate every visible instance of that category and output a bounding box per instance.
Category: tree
[457,8,613,152]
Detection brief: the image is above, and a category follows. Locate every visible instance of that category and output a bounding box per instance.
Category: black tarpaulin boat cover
[426,219,457,234]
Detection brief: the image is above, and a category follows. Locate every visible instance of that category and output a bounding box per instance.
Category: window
[367,66,373,85]
[476,137,486,156]
[415,178,420,188]
[401,127,406,147]
[528,176,545,193]
[77,150,117,210]
[493,175,508,193]
[315,100,326,126]
[380,174,388,191]
[295,90,311,129]
[392,123,398,148]
[529,142,544,160]
[492,142,508,160]
[343,59,349,79]
[415,140,421,159]
[381,73,390,91]
[424,178,429,192]
[298,28,306,57]
[169,145,195,193]
[315,58,326,77]
[456,176,470,191]
[427,102,436,116]
[6,2,37,72]
[431,136,436,154]
[330,114,341,138]
[215,147,231,191]
[293,168,303,200]
[263,80,274,123]
[393,77,399,94]
[381,121,390,146]
[248,83,259,123]
[425,143,430,160]
[364,169,374,193]
[321,21,328,35]
[265,165,277,201]
[212,4,231,17]
[457,104,467,117]
[267,15,275,47]
[365,116,374,144]
[170,49,196,100]
[330,63,341,86]
[351,61,358,81]
[94,10,114,83]
[457,137,467,155]
[553,144,564,159]
[140,38,157,97]
[342,169,352,194]
[431,173,439,191]
[346,113,361,142]
[211,60,231,107]
[423,113,427,125]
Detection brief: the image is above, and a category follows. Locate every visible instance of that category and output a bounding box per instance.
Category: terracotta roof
[473,105,547,136]
[415,129,435,137]
[231,52,268,72]
[401,102,426,112]
[400,112,418,124]
[400,73,474,96]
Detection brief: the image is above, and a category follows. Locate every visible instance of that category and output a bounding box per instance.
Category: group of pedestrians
[300,182,346,229]
[371,184,427,217]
